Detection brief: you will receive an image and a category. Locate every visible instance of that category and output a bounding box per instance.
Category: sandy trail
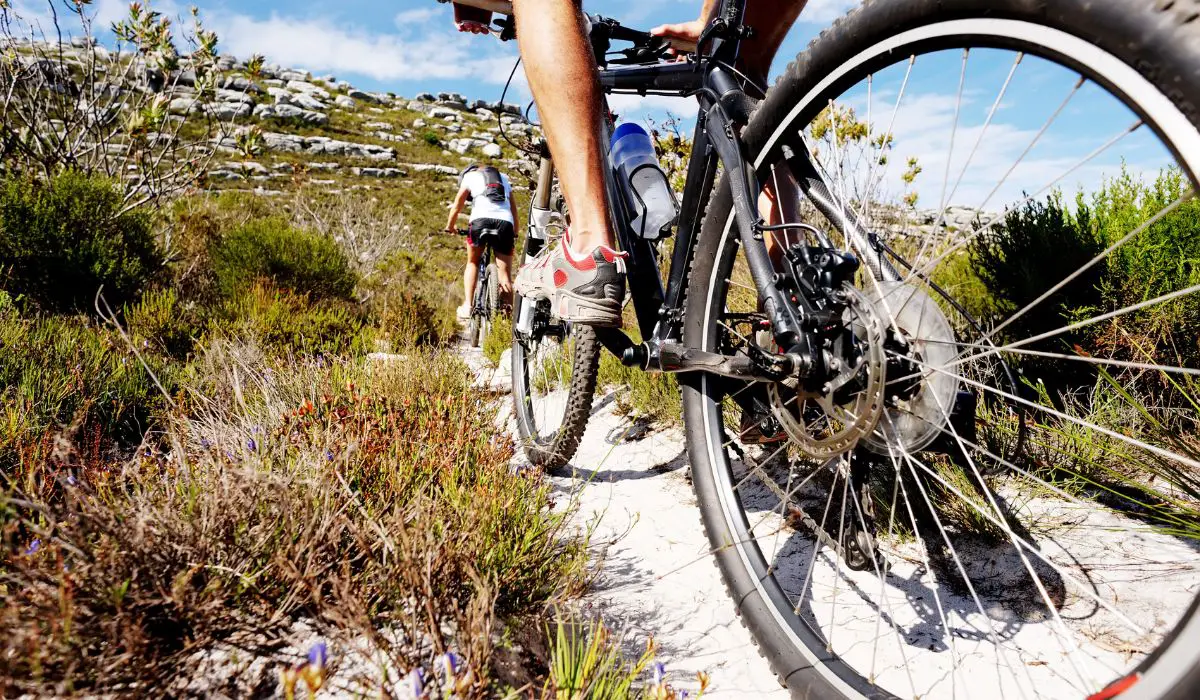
[459,342,1200,700]
[460,344,789,698]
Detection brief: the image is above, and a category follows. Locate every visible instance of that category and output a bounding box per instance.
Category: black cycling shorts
[467,218,515,256]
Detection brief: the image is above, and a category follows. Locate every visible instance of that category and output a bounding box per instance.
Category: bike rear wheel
[683,1,1200,697]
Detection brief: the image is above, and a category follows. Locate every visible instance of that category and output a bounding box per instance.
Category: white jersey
[462,169,514,224]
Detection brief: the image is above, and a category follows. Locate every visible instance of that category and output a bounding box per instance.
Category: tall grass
[1,343,589,695]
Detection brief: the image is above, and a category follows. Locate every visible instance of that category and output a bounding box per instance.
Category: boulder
[428,106,459,120]
[307,162,340,171]
[267,87,294,105]
[290,92,327,112]
[412,118,426,128]
[406,100,429,113]
[215,88,255,105]
[262,79,284,88]
[365,121,392,131]
[262,132,305,152]
[278,70,310,81]
[474,108,496,121]
[481,143,503,158]
[207,101,253,120]
[438,91,466,103]
[416,92,436,101]
[168,97,202,115]
[405,163,459,176]
[351,167,405,178]
[334,95,357,109]
[287,80,331,100]
[336,81,353,92]
[220,75,262,93]
[273,103,329,125]
[170,69,198,87]
[252,103,277,120]
[206,170,244,181]
[347,89,384,104]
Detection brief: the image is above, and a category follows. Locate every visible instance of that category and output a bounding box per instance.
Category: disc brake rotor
[860,281,960,455]
[768,284,886,460]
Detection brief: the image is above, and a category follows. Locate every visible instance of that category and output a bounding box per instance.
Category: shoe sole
[554,290,622,327]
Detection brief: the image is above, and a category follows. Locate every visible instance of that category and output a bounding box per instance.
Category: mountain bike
[454,226,502,347]
[460,0,1200,697]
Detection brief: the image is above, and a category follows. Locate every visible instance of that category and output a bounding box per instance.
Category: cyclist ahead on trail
[446,162,518,320]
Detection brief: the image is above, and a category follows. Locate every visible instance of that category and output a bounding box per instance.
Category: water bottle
[609,122,679,240]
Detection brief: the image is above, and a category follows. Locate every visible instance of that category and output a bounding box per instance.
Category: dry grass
[1,340,589,696]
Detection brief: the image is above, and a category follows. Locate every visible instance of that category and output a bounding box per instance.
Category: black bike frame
[591,0,899,375]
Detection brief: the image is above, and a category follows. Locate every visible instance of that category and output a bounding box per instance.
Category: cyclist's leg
[463,235,484,315]
[493,221,516,305]
[510,0,612,254]
[495,251,514,307]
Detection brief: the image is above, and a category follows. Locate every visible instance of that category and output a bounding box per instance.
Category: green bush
[0,305,174,480]
[215,283,371,357]
[210,217,357,302]
[0,170,162,314]
[421,130,441,146]
[124,288,198,360]
[376,290,456,349]
[970,167,1200,400]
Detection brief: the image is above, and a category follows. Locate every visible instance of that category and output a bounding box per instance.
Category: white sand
[460,343,1199,700]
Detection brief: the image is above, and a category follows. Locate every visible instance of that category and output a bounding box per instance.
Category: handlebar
[441,0,697,54]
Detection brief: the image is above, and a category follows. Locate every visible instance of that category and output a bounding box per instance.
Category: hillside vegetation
[0,3,658,697]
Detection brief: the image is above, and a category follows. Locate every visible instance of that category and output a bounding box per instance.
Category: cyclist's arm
[651,0,717,43]
[446,187,470,232]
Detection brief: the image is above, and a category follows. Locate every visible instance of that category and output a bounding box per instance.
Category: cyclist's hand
[650,19,704,59]
[452,3,492,35]
[650,19,705,44]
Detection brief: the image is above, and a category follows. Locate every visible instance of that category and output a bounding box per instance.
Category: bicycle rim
[686,4,1200,699]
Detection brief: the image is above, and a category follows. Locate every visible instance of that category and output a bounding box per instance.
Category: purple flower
[247,438,257,451]
[307,641,328,669]
[201,437,212,449]
[436,652,461,683]
[406,667,425,697]
[66,474,78,487]
[652,662,665,686]
[325,449,335,462]
[24,538,41,556]
[253,425,263,434]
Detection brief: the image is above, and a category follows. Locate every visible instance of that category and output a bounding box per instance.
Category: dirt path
[458,344,790,699]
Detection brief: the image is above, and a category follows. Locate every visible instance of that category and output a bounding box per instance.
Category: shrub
[0,171,163,314]
[216,283,370,357]
[0,348,588,694]
[0,306,175,485]
[125,288,198,360]
[210,217,357,302]
[375,290,456,349]
[422,130,441,146]
[969,168,1200,399]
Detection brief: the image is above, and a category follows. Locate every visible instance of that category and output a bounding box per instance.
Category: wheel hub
[768,284,887,460]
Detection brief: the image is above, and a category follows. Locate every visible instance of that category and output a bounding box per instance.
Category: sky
[11,0,1177,209]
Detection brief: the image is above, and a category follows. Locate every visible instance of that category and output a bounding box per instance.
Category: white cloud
[204,10,517,84]
[393,7,445,28]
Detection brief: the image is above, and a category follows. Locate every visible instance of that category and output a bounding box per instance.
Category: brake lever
[494,16,516,41]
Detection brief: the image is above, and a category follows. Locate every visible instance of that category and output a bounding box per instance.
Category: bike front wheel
[684,0,1200,698]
